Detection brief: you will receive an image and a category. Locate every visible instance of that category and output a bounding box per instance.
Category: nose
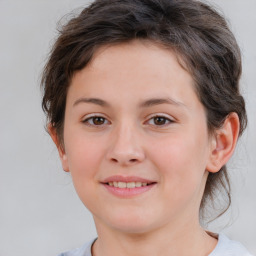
[106,123,145,166]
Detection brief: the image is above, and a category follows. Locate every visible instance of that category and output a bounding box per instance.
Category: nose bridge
[106,119,145,165]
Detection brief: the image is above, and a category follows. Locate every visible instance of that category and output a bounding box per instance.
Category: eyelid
[146,113,175,121]
[81,113,111,126]
[82,113,108,119]
[144,113,175,126]
[81,113,175,127]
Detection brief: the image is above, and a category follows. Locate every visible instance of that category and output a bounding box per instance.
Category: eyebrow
[73,97,186,108]
[139,97,186,108]
[73,97,110,107]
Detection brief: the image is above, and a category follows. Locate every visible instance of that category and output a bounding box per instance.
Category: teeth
[118,182,126,188]
[127,182,135,188]
[135,182,142,187]
[108,181,149,188]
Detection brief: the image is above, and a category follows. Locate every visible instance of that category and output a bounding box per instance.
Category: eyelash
[82,114,174,127]
[82,115,110,127]
[146,115,174,126]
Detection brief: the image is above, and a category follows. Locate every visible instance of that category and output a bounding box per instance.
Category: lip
[102,183,156,198]
[101,175,157,198]
[102,175,155,183]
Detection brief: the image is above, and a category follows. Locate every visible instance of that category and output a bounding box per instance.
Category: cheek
[151,134,206,169]
[64,134,106,210]
[151,139,207,218]
[148,133,209,192]
[64,131,105,183]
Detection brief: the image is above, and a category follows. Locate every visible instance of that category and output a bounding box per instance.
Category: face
[57,40,215,234]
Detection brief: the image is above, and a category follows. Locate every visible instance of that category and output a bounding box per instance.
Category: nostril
[109,154,143,165]
[111,158,137,163]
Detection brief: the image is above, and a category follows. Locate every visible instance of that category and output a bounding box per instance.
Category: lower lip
[102,183,156,198]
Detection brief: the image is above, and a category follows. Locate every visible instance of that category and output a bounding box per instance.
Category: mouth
[101,176,157,198]
[105,181,156,188]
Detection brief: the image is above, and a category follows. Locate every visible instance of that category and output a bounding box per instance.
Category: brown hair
[41,0,247,220]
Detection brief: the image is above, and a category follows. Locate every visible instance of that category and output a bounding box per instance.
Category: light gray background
[0,1,255,255]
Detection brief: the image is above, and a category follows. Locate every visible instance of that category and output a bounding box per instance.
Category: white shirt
[209,234,253,256]
[58,234,254,256]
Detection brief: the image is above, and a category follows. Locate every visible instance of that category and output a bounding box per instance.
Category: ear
[48,124,70,172]
[206,113,240,173]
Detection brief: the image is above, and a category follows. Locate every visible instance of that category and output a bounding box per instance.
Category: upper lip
[101,175,156,184]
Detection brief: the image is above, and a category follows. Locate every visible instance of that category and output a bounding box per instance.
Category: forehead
[67,40,204,116]
[90,40,189,75]
[71,40,194,93]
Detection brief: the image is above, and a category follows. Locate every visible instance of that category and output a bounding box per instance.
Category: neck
[92,217,217,256]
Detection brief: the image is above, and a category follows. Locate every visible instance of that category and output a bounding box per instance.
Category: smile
[101,176,157,198]
[107,181,151,188]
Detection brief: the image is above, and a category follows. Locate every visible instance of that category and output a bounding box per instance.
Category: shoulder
[57,238,96,256]
[55,235,254,256]
[209,233,254,256]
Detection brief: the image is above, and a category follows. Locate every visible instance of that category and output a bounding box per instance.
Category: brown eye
[147,115,174,126]
[153,117,167,125]
[92,117,105,125]
[82,116,109,126]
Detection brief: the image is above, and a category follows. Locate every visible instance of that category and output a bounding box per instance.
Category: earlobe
[206,113,240,173]
[47,124,70,172]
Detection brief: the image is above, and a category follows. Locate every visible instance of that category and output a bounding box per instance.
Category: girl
[41,0,253,255]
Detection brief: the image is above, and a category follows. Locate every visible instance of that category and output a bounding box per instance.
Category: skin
[49,40,240,256]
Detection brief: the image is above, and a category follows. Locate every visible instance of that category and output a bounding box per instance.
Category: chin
[91,201,166,234]
[104,211,160,234]
[113,222,156,235]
